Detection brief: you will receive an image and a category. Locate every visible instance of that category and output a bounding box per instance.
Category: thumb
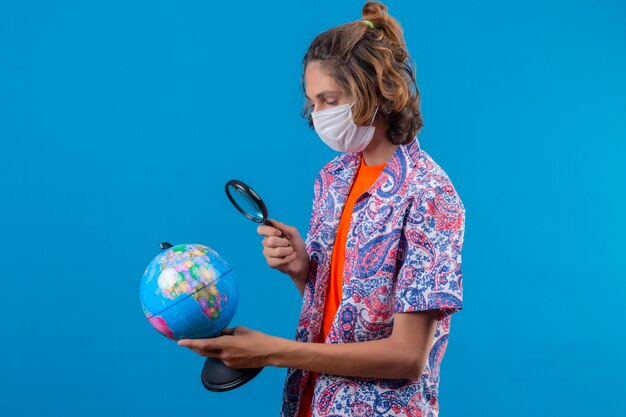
[269,218,293,237]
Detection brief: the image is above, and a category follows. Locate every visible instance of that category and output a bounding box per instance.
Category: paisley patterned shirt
[279,136,465,417]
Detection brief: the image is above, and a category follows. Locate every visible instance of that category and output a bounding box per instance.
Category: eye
[327,101,338,105]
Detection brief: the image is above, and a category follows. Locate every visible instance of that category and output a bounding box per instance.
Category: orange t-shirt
[297,155,387,417]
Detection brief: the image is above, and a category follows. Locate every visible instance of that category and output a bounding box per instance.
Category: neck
[361,116,398,166]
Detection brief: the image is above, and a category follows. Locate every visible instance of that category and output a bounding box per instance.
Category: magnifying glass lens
[228,185,264,221]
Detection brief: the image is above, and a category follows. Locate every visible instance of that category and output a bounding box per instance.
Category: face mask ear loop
[369,105,379,126]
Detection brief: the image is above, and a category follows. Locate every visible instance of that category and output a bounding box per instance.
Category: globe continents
[140,243,239,340]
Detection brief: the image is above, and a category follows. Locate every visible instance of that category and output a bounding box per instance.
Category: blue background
[1,1,624,416]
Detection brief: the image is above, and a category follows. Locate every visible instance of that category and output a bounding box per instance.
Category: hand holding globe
[178,325,284,370]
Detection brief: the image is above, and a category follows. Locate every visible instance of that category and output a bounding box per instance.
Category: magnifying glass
[225,179,290,244]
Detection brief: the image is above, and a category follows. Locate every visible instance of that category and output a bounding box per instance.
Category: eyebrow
[305,90,342,100]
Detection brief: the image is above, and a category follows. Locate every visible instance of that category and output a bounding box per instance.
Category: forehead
[304,61,344,98]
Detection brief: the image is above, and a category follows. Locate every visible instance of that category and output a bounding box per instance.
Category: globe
[140,243,239,340]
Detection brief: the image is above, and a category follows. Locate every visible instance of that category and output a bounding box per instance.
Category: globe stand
[201,357,264,392]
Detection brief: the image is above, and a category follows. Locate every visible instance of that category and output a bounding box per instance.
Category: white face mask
[311,101,379,153]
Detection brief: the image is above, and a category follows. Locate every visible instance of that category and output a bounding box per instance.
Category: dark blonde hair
[301,1,423,145]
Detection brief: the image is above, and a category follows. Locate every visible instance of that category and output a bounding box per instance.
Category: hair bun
[362,1,388,23]
[361,1,406,50]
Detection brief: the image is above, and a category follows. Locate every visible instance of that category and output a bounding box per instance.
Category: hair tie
[362,19,374,28]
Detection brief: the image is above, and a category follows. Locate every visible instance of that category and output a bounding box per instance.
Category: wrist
[291,257,311,283]
[269,337,296,368]
[290,271,306,284]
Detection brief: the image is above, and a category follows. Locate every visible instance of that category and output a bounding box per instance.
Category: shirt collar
[323,136,422,203]
[327,135,421,174]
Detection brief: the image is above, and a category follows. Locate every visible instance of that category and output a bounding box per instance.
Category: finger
[188,347,205,356]
[220,328,236,336]
[179,338,225,357]
[265,235,291,248]
[270,218,296,236]
[268,218,286,232]
[257,224,282,237]
[268,246,294,258]
[267,251,296,265]
[190,347,222,357]
[178,338,220,350]
[268,251,297,267]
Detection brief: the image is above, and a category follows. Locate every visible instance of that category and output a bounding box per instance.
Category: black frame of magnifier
[224,179,272,226]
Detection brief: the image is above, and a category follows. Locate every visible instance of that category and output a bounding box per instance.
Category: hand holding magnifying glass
[225,179,312,285]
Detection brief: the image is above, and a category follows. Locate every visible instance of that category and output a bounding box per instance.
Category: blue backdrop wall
[1,1,624,416]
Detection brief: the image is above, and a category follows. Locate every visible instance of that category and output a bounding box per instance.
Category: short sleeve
[393,184,465,318]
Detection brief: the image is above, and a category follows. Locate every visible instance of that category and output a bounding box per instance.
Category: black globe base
[200,356,264,392]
